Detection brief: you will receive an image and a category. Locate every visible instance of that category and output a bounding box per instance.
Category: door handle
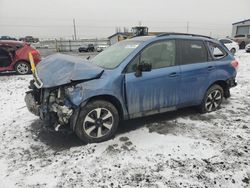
[169,72,178,77]
[208,66,215,71]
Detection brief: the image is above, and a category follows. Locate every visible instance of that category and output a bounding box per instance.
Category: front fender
[65,74,128,120]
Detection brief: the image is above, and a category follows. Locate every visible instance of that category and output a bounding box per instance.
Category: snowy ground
[0,51,250,188]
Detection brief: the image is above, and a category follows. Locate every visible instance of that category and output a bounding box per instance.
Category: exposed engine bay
[25,80,74,130]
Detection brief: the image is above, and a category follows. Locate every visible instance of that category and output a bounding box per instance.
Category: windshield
[92,41,141,69]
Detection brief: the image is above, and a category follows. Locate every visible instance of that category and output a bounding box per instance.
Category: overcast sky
[0,0,249,39]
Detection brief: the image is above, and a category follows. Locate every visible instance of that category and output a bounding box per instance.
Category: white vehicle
[245,43,250,53]
[96,44,109,52]
[219,38,239,55]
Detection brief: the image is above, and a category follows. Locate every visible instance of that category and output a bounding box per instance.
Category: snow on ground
[0,51,250,188]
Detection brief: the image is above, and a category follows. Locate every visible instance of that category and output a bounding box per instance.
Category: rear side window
[180,40,208,65]
[207,42,226,59]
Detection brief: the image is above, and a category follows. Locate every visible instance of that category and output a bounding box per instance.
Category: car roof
[0,40,25,45]
[128,33,218,43]
[127,36,155,42]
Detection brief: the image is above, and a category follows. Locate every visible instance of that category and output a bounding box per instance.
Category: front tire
[75,100,119,143]
[15,61,31,75]
[199,84,224,113]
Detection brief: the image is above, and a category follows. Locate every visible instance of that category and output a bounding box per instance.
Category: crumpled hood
[36,53,104,88]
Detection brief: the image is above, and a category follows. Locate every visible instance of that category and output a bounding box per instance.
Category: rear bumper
[226,78,237,88]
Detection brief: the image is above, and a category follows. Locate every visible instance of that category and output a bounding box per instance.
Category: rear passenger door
[178,39,215,106]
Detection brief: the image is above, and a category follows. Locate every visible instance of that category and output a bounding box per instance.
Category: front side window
[180,40,208,65]
[92,41,141,69]
[126,40,176,72]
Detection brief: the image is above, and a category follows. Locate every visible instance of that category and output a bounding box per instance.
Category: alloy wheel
[205,89,222,112]
[83,108,114,138]
[17,63,29,74]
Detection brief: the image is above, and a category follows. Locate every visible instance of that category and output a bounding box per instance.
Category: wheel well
[87,95,124,120]
[209,80,229,98]
[15,60,30,67]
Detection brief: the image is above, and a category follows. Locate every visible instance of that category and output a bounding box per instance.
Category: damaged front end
[25,54,104,131]
[25,80,74,130]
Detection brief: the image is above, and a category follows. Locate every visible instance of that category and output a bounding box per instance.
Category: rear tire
[15,61,31,75]
[239,42,246,49]
[199,84,224,113]
[75,100,119,143]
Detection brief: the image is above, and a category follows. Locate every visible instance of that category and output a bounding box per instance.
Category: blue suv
[25,33,238,143]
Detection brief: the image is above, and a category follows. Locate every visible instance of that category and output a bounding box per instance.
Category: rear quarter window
[207,42,227,60]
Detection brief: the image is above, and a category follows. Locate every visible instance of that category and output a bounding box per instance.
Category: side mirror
[135,63,152,77]
[140,63,152,72]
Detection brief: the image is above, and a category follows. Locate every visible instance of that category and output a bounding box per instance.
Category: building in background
[108,26,165,45]
[232,19,250,37]
[108,33,129,45]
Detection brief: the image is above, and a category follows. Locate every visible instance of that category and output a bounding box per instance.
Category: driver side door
[124,40,180,118]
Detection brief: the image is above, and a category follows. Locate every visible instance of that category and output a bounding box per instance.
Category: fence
[39,38,110,52]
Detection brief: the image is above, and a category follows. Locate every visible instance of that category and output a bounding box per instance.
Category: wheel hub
[95,118,103,127]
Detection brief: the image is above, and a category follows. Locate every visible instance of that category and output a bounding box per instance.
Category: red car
[0,40,40,74]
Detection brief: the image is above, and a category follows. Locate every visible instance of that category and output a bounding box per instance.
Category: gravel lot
[0,51,249,188]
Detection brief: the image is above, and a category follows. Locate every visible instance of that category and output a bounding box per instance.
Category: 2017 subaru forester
[25,33,238,143]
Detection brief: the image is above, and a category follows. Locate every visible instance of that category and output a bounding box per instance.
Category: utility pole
[186,21,189,33]
[73,19,77,40]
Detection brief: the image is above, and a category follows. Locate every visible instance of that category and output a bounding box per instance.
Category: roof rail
[157,32,213,39]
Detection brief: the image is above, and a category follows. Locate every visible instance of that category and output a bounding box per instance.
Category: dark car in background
[0,36,17,41]
[0,40,40,74]
[19,36,39,43]
[78,44,95,52]
[25,33,238,143]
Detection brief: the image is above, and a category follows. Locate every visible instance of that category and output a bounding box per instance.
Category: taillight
[231,60,239,70]
[31,50,38,56]
[30,50,41,61]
